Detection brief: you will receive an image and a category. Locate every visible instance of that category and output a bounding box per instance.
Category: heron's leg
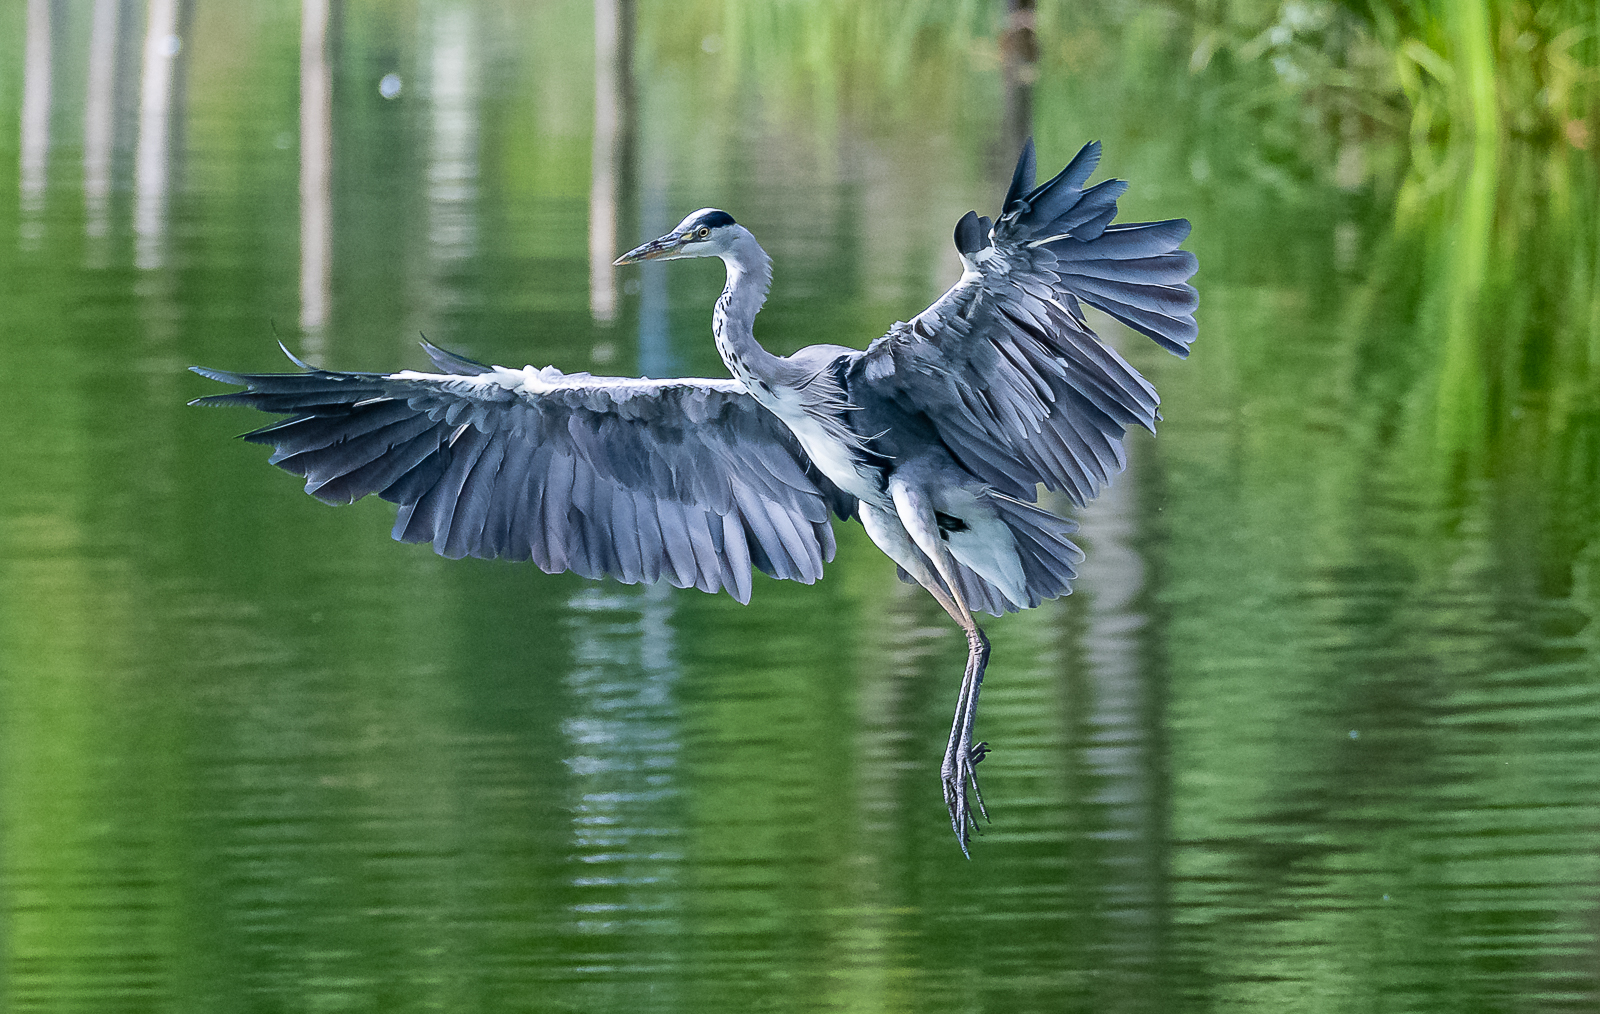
[933,577,992,852]
[952,627,991,809]
[864,502,972,802]
[886,482,996,855]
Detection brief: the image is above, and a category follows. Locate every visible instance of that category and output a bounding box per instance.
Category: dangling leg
[931,570,991,856]
[861,503,991,852]
[948,625,991,824]
[884,480,1003,856]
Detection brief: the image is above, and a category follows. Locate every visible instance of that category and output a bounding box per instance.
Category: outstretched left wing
[191,342,856,603]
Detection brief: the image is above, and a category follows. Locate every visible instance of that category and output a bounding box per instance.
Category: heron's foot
[941,752,973,853]
[941,738,989,856]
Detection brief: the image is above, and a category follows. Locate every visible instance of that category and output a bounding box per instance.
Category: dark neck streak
[712,228,784,392]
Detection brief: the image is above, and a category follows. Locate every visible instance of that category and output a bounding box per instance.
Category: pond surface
[3,3,1600,1012]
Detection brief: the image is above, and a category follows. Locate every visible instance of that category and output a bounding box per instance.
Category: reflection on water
[299,0,333,338]
[425,7,479,282]
[1072,445,1169,995]
[3,2,1599,1012]
[134,0,186,270]
[19,0,51,247]
[563,585,684,910]
[83,0,123,251]
[587,0,632,324]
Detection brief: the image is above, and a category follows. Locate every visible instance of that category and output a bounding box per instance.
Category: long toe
[941,758,972,855]
[968,774,988,825]
[960,753,986,832]
[942,753,987,855]
[942,768,967,849]
[949,790,971,857]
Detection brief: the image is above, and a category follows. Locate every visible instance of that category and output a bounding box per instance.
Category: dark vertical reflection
[1000,0,1036,164]
[19,0,52,249]
[299,0,335,349]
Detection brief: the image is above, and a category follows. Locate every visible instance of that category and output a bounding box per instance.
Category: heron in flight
[193,140,1197,854]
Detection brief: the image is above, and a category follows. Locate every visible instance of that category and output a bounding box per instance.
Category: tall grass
[1174,0,1599,147]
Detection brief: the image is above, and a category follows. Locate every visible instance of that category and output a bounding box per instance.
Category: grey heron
[192,140,1197,854]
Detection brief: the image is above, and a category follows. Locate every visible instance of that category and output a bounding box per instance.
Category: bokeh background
[3,1,1600,1011]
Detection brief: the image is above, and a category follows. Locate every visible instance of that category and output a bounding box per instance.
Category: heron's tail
[897,493,1084,617]
[997,139,1199,357]
[988,493,1083,611]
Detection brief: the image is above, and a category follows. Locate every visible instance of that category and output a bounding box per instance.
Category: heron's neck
[713,229,782,386]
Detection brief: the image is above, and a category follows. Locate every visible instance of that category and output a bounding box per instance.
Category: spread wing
[849,139,1198,506]
[191,342,856,603]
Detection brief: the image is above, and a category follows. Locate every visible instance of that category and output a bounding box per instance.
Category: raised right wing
[848,139,1197,507]
[191,342,855,603]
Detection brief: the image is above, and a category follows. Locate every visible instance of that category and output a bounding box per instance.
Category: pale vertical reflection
[135,0,182,270]
[84,0,122,243]
[561,585,686,953]
[427,7,478,272]
[19,0,52,247]
[836,579,943,1006]
[635,92,673,379]
[1073,431,1166,965]
[300,0,333,346]
[588,0,620,323]
[635,192,673,378]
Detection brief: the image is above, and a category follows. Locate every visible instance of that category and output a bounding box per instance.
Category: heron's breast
[775,406,888,507]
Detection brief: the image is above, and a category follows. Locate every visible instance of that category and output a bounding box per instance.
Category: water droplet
[379,73,403,99]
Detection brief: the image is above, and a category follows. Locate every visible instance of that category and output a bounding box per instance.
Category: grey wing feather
[191,346,856,602]
[850,138,1197,507]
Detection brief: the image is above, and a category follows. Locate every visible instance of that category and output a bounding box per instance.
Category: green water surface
[3,2,1599,1012]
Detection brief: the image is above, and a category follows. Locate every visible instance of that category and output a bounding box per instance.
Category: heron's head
[614,209,741,265]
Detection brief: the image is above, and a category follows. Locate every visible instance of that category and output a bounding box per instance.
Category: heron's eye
[696,227,711,239]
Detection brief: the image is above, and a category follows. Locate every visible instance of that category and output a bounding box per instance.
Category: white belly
[764,396,885,506]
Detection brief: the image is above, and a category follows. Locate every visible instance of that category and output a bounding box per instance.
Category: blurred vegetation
[1188,1,1600,598]
[635,0,1600,607]
[1176,0,1599,148]
[638,0,1004,129]
[1022,0,1600,602]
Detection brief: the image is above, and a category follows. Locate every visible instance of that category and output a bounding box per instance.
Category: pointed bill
[614,232,685,265]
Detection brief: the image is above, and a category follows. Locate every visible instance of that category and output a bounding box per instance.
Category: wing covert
[191,344,856,603]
